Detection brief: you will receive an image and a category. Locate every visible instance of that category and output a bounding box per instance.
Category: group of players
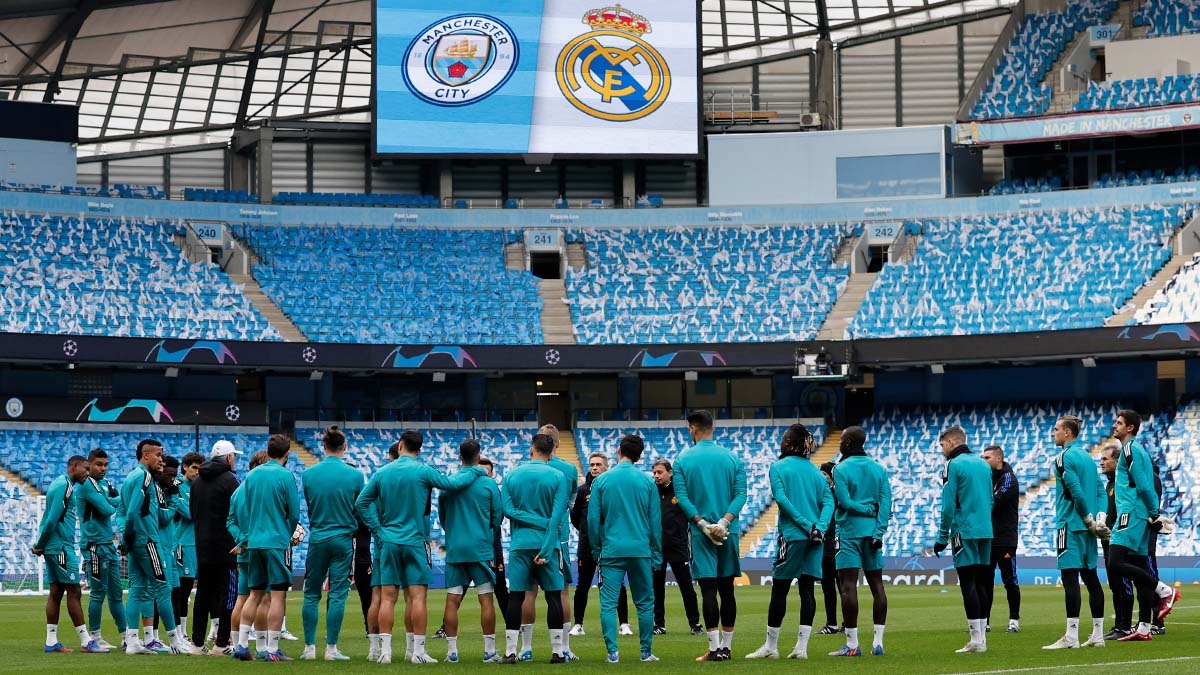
[30,407,1183,662]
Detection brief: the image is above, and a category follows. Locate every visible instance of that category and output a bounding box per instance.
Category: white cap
[210,439,242,458]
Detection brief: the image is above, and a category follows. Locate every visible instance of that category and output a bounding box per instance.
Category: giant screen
[373,0,700,156]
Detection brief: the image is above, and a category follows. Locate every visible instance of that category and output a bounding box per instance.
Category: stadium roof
[0,0,1014,152]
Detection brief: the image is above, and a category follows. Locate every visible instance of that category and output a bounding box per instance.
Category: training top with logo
[122,464,164,546]
[1115,438,1159,520]
[36,474,79,553]
[77,475,121,546]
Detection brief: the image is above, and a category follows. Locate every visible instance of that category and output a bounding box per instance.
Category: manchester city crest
[402,14,519,107]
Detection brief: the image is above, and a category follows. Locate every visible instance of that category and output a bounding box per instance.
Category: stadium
[0,0,1198,671]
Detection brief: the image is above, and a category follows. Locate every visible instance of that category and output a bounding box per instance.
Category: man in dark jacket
[818,462,842,634]
[189,440,241,652]
[651,459,702,635]
[570,453,628,634]
[981,445,1021,633]
[1100,442,1134,639]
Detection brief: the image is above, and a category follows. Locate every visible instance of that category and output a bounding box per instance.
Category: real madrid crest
[556,4,670,122]
[403,13,520,107]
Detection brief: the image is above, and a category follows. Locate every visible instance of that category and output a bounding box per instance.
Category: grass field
[1,584,1196,674]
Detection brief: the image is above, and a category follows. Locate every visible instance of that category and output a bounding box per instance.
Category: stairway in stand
[0,467,40,496]
[558,433,583,480]
[290,439,321,468]
[231,273,308,342]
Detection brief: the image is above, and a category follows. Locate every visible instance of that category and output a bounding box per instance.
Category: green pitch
[1,585,1196,674]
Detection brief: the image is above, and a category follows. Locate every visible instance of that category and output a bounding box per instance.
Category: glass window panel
[208,112,235,125]
[106,116,137,131]
[140,119,171,132]
[142,107,173,121]
[310,94,339,108]
[176,109,206,124]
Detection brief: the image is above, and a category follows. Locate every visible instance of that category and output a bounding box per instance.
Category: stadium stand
[0,182,164,199]
[850,204,1191,338]
[0,475,39,584]
[182,188,256,203]
[274,192,440,208]
[1132,253,1200,325]
[1095,167,1200,188]
[575,421,826,546]
[988,176,1063,195]
[1159,399,1200,555]
[565,225,849,344]
[972,0,1116,120]
[235,224,544,344]
[1074,74,1200,112]
[0,214,280,340]
[1135,0,1200,37]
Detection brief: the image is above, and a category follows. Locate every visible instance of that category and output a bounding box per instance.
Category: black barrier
[1,321,1198,374]
[1,396,267,425]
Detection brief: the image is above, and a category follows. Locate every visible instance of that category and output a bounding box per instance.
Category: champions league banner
[373,0,700,155]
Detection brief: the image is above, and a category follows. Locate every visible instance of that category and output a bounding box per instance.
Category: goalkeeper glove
[871,538,884,551]
[1084,515,1111,541]
[1149,515,1176,535]
[808,525,824,543]
[932,542,947,556]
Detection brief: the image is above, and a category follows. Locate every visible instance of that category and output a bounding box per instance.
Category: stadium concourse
[2,0,1200,667]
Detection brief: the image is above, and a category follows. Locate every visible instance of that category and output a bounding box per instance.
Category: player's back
[589,462,658,559]
[1054,443,1100,530]
[302,456,363,542]
[1115,438,1155,517]
[944,452,993,539]
[833,455,888,538]
[675,439,746,530]
[771,456,831,541]
[121,464,160,544]
[364,456,437,546]
[504,460,567,550]
[439,470,501,563]
[242,459,299,549]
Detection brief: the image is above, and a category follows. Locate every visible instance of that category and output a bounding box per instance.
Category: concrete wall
[1107,34,1200,80]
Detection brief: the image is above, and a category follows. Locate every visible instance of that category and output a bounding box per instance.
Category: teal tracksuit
[832,453,892,571]
[77,474,127,632]
[301,456,364,646]
[547,456,580,583]
[1111,438,1159,555]
[228,486,250,596]
[36,474,81,586]
[438,465,503,591]
[673,439,747,579]
[122,464,176,631]
[770,456,833,580]
[938,448,994,569]
[239,459,300,590]
[355,456,482,588]
[159,482,188,588]
[587,460,661,655]
[502,459,571,592]
[174,479,196,579]
[1053,441,1104,569]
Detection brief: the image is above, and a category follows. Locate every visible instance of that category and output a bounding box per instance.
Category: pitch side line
[940,656,1200,675]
